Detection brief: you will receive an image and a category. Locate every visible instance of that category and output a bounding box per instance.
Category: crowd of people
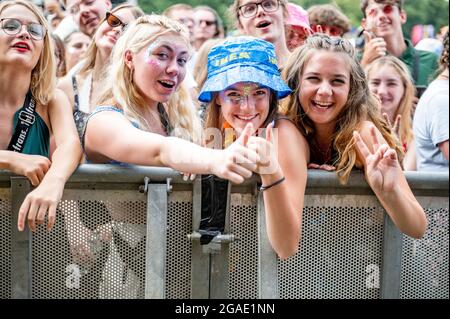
[0,0,448,275]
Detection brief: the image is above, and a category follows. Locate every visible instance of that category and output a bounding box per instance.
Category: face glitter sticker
[146,58,159,66]
[145,41,161,65]
[242,85,252,96]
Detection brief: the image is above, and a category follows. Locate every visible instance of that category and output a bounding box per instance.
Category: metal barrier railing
[0,165,448,299]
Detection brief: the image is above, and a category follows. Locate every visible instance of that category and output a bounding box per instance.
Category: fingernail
[183,175,188,181]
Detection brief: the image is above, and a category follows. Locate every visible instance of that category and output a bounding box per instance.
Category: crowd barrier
[0,165,448,299]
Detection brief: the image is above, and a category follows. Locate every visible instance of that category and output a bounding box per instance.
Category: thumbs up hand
[211,123,261,184]
[361,31,387,67]
[246,121,280,175]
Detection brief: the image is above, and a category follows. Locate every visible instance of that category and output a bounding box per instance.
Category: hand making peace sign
[353,126,401,193]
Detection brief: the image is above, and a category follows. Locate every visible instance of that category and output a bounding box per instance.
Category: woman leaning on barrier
[200,36,307,259]
[281,34,427,239]
[84,15,260,184]
[0,0,81,232]
[82,15,263,297]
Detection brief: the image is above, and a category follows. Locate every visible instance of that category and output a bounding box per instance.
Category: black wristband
[260,176,285,191]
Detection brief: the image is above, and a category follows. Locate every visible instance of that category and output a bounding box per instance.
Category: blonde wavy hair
[79,3,144,75]
[97,14,202,144]
[365,56,415,146]
[228,0,289,30]
[281,34,403,184]
[0,0,55,105]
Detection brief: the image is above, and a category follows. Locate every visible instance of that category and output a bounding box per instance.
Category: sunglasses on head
[106,12,127,31]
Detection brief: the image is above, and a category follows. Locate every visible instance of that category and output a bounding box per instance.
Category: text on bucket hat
[198,36,292,103]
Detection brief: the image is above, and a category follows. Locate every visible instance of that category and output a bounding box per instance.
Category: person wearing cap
[285,2,310,51]
[229,0,291,68]
[83,17,267,296]
[200,36,307,259]
[307,4,351,38]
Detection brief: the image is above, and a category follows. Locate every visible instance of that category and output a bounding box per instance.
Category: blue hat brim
[198,66,292,103]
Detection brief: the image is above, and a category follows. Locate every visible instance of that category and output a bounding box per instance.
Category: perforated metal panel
[401,199,449,299]
[279,195,384,299]
[228,193,258,299]
[31,189,147,299]
[165,191,192,299]
[0,188,11,298]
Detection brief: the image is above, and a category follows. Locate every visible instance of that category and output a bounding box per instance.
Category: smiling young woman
[200,36,307,259]
[84,15,261,184]
[282,34,427,239]
[82,15,267,297]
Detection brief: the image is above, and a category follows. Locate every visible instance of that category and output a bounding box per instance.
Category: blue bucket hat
[198,36,292,103]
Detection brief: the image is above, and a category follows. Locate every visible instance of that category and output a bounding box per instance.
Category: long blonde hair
[365,56,415,146]
[281,34,403,184]
[78,3,144,76]
[0,0,55,105]
[97,15,202,144]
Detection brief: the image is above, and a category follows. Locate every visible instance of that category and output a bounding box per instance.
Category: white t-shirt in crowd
[413,79,449,171]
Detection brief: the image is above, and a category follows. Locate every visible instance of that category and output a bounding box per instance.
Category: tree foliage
[137,0,449,37]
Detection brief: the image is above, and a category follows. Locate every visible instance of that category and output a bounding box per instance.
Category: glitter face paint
[145,41,160,66]
[223,85,268,105]
[242,85,252,96]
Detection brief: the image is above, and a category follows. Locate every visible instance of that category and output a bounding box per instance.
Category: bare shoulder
[276,118,310,160]
[87,107,129,129]
[276,119,309,148]
[48,89,71,111]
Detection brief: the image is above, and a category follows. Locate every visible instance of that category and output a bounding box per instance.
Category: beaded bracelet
[260,176,286,191]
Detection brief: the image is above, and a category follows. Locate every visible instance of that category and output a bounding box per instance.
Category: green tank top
[12,109,50,157]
